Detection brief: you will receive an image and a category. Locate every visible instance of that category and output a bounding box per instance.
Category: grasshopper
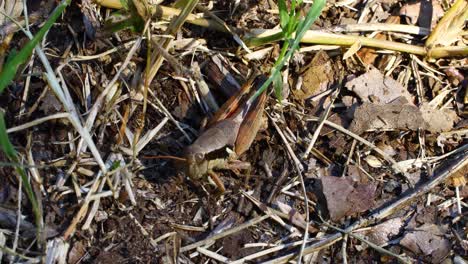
[184,75,268,192]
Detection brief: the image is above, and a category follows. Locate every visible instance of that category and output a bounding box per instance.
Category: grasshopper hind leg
[207,170,226,193]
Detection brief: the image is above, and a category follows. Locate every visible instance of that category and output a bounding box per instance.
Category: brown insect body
[184,75,268,182]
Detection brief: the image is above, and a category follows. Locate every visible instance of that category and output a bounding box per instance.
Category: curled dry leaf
[349,97,457,134]
[400,224,450,263]
[365,217,404,245]
[425,0,468,47]
[321,176,377,221]
[345,68,413,104]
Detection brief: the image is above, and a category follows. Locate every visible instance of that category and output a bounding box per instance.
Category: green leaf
[110,160,121,170]
[0,0,71,94]
[119,0,129,10]
[0,112,16,158]
[246,0,325,102]
[273,71,283,101]
[5,49,18,65]
[278,0,289,30]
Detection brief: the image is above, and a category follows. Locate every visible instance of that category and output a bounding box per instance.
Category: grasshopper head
[184,148,210,179]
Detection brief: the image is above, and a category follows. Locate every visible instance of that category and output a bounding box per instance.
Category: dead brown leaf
[419,104,459,134]
[400,224,450,263]
[321,176,377,221]
[365,218,404,245]
[293,50,340,100]
[345,68,413,104]
[356,16,400,66]
[40,91,63,114]
[349,97,457,134]
[67,241,86,264]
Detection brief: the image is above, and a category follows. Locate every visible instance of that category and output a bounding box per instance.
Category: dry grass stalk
[180,215,270,253]
[94,2,467,59]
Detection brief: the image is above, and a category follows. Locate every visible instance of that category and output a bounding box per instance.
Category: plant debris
[400,224,451,262]
[345,68,414,104]
[0,0,466,263]
[350,97,457,134]
[321,176,377,221]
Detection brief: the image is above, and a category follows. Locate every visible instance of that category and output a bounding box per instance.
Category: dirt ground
[0,0,466,263]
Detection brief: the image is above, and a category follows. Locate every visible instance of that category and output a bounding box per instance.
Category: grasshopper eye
[195,153,204,163]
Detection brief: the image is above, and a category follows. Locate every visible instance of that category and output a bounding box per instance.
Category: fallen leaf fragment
[321,176,377,221]
[399,0,444,29]
[400,224,450,263]
[365,218,404,245]
[67,241,86,264]
[364,155,383,168]
[419,104,459,134]
[447,163,467,187]
[293,50,341,100]
[345,68,413,104]
[40,91,63,114]
[349,97,457,134]
[276,201,318,233]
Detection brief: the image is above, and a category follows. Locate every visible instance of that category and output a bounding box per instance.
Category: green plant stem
[248,0,326,103]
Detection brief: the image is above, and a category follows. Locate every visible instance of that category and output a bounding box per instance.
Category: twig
[7,113,70,133]
[0,245,39,263]
[11,174,22,264]
[303,88,339,159]
[321,221,411,264]
[180,215,269,253]
[341,139,356,177]
[241,191,300,236]
[196,247,229,263]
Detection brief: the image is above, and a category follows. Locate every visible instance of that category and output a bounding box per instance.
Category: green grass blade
[278,0,289,30]
[273,71,283,101]
[0,112,42,238]
[0,0,71,94]
[248,0,326,102]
